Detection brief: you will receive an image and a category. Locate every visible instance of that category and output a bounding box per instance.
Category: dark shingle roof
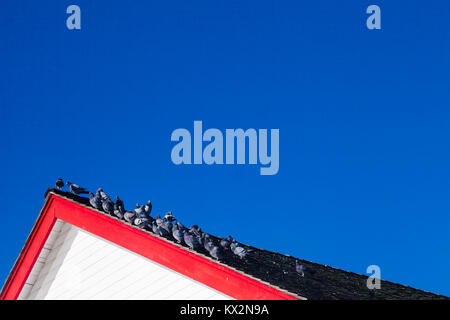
[44,188,448,300]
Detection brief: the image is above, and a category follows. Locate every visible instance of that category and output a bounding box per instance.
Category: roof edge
[1,191,303,300]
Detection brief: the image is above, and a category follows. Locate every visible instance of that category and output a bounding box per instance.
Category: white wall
[20,221,232,300]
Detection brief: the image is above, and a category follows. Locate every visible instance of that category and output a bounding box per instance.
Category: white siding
[20,221,232,300]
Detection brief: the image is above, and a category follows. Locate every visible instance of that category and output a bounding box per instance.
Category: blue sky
[0,0,449,297]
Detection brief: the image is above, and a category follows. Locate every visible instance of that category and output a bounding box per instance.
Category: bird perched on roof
[144,200,152,215]
[132,203,150,225]
[203,236,214,252]
[172,223,185,244]
[208,245,223,260]
[295,261,305,278]
[134,203,144,215]
[113,196,125,219]
[97,188,109,200]
[66,182,89,195]
[189,225,202,237]
[88,192,102,210]
[175,221,186,231]
[155,214,163,226]
[184,233,201,251]
[124,210,136,224]
[220,235,234,250]
[115,196,125,212]
[134,205,152,229]
[151,220,159,234]
[113,203,124,220]
[164,211,176,222]
[101,196,114,215]
[159,220,173,234]
[230,242,251,259]
[55,178,64,190]
[152,221,169,237]
[134,203,143,216]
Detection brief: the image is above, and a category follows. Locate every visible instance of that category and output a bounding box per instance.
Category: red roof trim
[1,193,302,300]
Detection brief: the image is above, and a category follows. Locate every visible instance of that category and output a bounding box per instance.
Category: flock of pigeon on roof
[56,178,306,277]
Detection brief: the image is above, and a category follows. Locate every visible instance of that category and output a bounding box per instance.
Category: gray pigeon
[160,220,173,234]
[101,197,114,215]
[152,221,169,237]
[155,214,163,226]
[175,221,186,230]
[164,211,176,222]
[144,200,152,215]
[296,261,305,277]
[133,204,148,226]
[151,221,159,234]
[134,217,149,228]
[158,226,169,237]
[113,203,124,219]
[115,196,125,210]
[189,225,202,237]
[88,192,102,210]
[184,233,201,250]
[134,203,145,215]
[220,235,233,250]
[66,182,89,195]
[113,196,125,219]
[208,245,223,260]
[230,242,250,259]
[55,178,64,190]
[97,188,108,200]
[172,223,185,244]
[203,238,214,252]
[124,211,136,224]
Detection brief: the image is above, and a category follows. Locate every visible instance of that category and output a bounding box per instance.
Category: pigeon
[66,182,89,195]
[175,221,186,231]
[155,214,163,226]
[113,197,125,219]
[135,216,151,228]
[133,203,153,228]
[132,203,148,227]
[160,220,173,234]
[220,235,233,250]
[144,200,152,215]
[230,242,251,259]
[151,221,159,234]
[116,196,125,211]
[151,221,169,237]
[134,203,145,215]
[164,211,176,222]
[184,233,201,250]
[101,197,114,215]
[134,217,149,228]
[172,223,185,244]
[208,245,223,260]
[55,178,64,190]
[158,226,169,237]
[113,203,124,219]
[97,188,108,200]
[124,211,136,224]
[88,192,102,210]
[115,196,125,212]
[295,261,305,277]
[189,225,202,237]
[203,237,214,252]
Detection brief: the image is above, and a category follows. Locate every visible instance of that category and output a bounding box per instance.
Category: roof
[1,189,448,300]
